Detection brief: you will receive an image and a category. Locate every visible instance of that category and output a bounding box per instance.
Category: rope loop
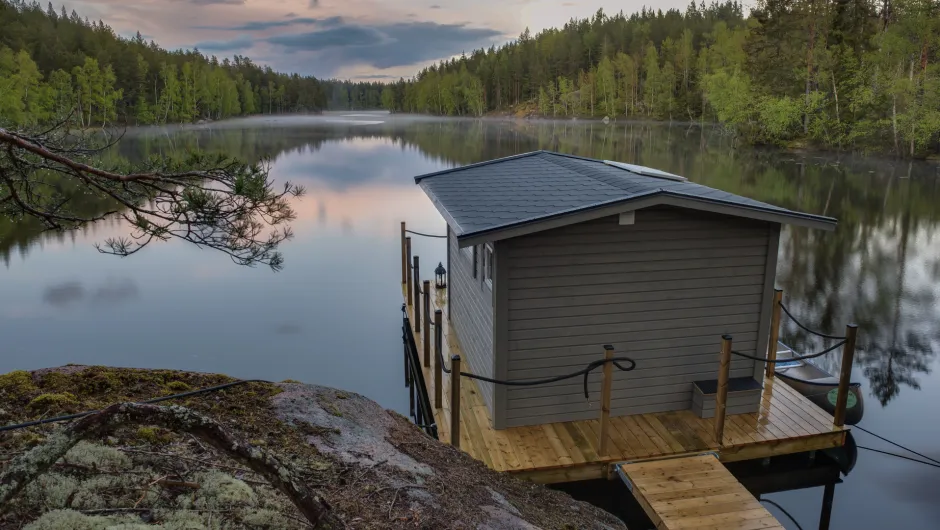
[778,302,847,340]
[731,340,846,363]
[405,230,447,239]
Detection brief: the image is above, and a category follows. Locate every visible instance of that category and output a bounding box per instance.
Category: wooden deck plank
[401,284,848,486]
[620,455,785,530]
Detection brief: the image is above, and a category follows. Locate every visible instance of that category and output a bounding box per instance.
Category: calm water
[2,113,938,528]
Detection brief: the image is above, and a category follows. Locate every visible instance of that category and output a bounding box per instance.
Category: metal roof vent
[603,160,687,182]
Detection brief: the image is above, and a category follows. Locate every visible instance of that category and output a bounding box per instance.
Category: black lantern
[435,262,447,289]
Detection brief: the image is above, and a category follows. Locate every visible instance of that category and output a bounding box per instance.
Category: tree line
[376,1,940,156]
[0,0,334,128]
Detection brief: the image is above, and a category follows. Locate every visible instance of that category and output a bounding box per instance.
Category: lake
[2,113,938,528]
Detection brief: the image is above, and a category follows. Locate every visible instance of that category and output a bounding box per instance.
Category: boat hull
[775,342,865,425]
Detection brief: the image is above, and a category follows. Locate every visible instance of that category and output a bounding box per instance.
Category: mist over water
[2,113,938,528]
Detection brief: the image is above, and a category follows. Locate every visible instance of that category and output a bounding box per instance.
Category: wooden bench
[692,377,763,419]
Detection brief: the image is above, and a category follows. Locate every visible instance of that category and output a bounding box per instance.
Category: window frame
[484,244,494,287]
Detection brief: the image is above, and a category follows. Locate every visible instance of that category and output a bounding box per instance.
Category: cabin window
[484,244,494,285]
[472,245,479,278]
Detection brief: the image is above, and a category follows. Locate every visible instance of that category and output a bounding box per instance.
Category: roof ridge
[537,151,631,190]
[414,151,545,182]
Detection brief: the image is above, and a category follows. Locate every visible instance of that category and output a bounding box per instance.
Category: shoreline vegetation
[0,365,624,529]
[3,1,938,158]
[371,1,940,158]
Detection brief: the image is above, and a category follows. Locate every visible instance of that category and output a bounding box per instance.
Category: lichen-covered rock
[1,367,626,530]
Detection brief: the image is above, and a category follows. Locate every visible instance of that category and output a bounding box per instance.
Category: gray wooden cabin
[415,151,836,430]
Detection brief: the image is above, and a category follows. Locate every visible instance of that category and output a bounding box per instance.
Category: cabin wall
[447,225,495,414]
[500,207,771,428]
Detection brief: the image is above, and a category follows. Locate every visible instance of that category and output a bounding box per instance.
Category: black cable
[778,302,847,340]
[858,446,940,469]
[854,424,940,466]
[405,230,447,239]
[0,379,270,433]
[731,340,845,363]
[760,499,805,530]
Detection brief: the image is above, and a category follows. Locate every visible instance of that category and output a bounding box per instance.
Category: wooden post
[423,280,431,367]
[833,324,858,428]
[401,222,407,285]
[715,335,733,446]
[450,355,461,449]
[766,288,783,379]
[405,237,413,306]
[434,309,443,408]
[413,256,421,332]
[598,345,614,456]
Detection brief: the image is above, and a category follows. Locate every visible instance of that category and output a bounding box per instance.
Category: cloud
[430,4,442,8]
[43,282,85,307]
[268,26,383,51]
[354,74,397,79]
[266,21,503,70]
[194,35,254,52]
[206,17,319,31]
[172,0,245,5]
[285,12,297,18]
[92,278,139,306]
[309,0,319,7]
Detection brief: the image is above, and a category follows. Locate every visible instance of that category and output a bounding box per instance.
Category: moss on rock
[27,393,79,413]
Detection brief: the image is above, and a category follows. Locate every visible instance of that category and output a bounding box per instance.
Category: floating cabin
[401,151,851,529]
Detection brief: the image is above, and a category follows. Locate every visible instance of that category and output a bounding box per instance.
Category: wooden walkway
[617,454,784,530]
[404,284,846,484]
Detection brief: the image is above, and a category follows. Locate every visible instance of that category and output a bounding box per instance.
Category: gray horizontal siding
[448,226,495,414]
[502,207,769,428]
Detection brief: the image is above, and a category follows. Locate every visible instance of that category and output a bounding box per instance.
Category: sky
[64,0,691,80]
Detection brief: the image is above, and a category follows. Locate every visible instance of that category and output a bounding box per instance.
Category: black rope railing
[405,230,447,239]
[731,339,846,364]
[779,302,847,340]
[435,338,635,399]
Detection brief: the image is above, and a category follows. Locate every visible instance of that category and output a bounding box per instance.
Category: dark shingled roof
[415,151,836,240]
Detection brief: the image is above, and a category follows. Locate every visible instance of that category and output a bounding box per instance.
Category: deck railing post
[599,345,614,456]
[406,237,413,306]
[766,288,783,379]
[401,222,407,285]
[423,280,431,367]
[450,355,461,449]
[434,309,443,408]
[413,256,421,332]
[833,324,858,428]
[715,335,733,446]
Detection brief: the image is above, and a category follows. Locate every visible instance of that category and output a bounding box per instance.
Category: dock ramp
[616,454,784,530]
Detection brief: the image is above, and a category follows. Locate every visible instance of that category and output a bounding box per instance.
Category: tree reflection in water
[3,116,937,406]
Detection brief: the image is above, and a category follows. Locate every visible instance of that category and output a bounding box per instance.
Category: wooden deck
[617,454,784,530]
[404,284,846,484]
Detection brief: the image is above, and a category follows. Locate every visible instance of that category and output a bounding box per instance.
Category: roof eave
[454,191,836,247]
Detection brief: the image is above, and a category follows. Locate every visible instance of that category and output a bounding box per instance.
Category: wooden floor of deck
[618,454,785,530]
[404,284,846,484]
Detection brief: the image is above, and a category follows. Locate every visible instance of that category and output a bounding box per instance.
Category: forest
[379,1,940,156]
[0,0,338,127]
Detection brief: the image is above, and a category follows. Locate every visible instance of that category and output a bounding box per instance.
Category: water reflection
[2,114,938,529]
[5,116,938,409]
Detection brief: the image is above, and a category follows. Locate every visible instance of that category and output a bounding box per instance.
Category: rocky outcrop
[0,366,625,529]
